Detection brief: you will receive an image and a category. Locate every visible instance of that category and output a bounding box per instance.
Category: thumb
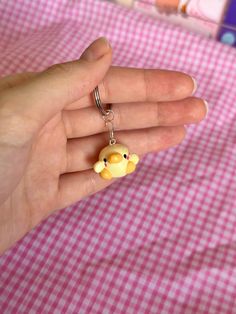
[80,37,111,62]
[0,37,112,128]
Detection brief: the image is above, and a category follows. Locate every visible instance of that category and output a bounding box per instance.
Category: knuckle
[155,102,160,125]
[85,172,97,196]
[47,62,71,76]
[143,69,151,102]
[177,126,186,143]
[113,105,121,129]
[99,79,109,103]
[44,62,75,101]
[62,111,73,138]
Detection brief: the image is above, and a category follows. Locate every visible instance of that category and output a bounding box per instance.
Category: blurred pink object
[114,0,230,39]
[1,0,236,313]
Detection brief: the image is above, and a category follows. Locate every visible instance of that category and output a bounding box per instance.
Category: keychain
[93,86,139,180]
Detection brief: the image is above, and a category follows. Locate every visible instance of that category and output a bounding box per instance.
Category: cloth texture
[1,0,236,313]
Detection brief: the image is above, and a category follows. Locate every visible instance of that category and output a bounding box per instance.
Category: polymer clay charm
[93,86,139,180]
[94,143,139,180]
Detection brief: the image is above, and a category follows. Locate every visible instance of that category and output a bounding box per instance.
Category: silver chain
[102,109,116,145]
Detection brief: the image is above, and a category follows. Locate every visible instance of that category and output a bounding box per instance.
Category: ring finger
[65,126,186,173]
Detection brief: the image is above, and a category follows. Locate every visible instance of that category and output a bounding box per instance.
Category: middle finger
[65,126,186,173]
[63,97,207,138]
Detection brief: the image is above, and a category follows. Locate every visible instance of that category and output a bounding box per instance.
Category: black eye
[123,154,127,159]
[103,158,107,163]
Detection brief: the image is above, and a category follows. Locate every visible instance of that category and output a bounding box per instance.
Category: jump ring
[103,109,114,122]
[93,86,111,117]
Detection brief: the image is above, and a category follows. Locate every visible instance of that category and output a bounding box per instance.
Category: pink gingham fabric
[1,0,236,313]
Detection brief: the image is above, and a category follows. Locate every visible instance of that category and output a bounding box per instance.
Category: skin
[0,37,207,254]
[156,0,179,9]
[155,0,180,13]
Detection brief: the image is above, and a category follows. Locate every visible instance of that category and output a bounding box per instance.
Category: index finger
[66,66,197,109]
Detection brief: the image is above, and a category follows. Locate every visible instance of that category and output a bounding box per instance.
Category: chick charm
[93,87,139,180]
[93,144,139,180]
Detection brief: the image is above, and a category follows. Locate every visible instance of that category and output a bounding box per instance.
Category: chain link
[103,110,116,145]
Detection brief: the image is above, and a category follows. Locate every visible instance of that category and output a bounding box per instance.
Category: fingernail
[192,77,197,94]
[81,37,111,62]
[203,100,209,118]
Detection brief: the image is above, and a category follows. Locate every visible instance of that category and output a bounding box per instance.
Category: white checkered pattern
[1,0,236,313]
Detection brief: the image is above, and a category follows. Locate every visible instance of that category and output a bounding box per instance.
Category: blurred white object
[187,0,228,23]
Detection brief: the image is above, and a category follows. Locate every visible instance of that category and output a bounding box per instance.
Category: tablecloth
[1,0,236,313]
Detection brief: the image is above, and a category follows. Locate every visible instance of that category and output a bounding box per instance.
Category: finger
[63,97,206,138]
[0,72,37,91]
[58,126,186,208]
[66,126,186,173]
[65,67,197,110]
[0,37,112,127]
[57,169,112,210]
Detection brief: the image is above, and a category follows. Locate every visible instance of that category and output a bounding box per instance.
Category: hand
[155,0,180,13]
[0,37,207,253]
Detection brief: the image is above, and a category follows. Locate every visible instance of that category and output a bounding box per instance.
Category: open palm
[0,38,207,253]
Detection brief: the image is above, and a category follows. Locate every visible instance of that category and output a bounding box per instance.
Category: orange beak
[107,153,122,164]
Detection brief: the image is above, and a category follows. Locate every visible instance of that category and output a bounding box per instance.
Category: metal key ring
[94,86,112,117]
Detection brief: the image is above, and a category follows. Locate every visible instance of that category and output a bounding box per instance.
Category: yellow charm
[93,143,139,180]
